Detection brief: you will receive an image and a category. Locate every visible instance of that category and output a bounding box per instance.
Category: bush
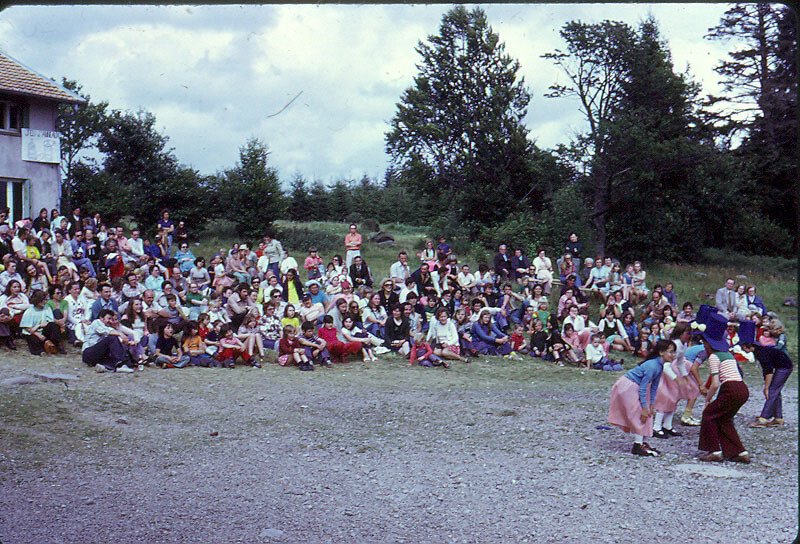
[361,218,380,232]
[479,184,593,257]
[721,214,795,259]
[276,226,341,255]
[346,212,363,225]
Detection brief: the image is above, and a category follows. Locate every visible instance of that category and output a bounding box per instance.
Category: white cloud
[0,3,735,183]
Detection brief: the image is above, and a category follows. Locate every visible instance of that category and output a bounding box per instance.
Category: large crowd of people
[0,207,793,460]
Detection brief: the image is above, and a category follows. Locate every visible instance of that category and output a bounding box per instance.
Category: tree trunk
[592,167,607,257]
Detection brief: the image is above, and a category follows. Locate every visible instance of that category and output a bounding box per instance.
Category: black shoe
[6,339,16,350]
[631,443,657,457]
[652,429,668,439]
[642,442,660,455]
[299,363,313,372]
[252,361,262,368]
[664,427,682,437]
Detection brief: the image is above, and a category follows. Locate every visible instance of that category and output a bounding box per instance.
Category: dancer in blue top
[608,339,677,457]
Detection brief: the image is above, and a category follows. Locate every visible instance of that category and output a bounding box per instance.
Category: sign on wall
[21,128,61,164]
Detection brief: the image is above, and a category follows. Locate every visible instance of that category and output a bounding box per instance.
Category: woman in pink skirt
[608,339,677,457]
[652,322,693,438]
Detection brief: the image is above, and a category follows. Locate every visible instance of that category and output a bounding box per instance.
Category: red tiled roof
[0,50,85,104]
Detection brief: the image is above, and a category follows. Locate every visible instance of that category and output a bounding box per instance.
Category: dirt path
[0,350,796,543]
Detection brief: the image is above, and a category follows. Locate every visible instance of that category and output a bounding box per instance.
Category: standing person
[651,322,694,439]
[697,312,751,463]
[260,232,284,279]
[492,244,512,284]
[739,321,793,428]
[157,210,175,249]
[564,233,582,262]
[607,339,676,457]
[344,223,362,269]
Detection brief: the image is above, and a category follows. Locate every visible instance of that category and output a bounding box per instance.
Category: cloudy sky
[0,3,736,185]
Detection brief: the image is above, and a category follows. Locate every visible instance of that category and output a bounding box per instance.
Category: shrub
[276,226,341,255]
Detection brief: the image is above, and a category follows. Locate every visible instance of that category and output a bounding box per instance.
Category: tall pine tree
[386,5,542,235]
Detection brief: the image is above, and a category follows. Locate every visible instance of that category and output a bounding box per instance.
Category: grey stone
[1,376,39,386]
[34,372,80,383]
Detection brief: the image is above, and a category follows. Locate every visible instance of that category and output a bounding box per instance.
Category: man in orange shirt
[344,223,362,269]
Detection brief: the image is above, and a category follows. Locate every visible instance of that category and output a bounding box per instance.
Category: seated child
[409,333,447,368]
[298,320,331,368]
[586,333,623,371]
[216,323,252,368]
[154,322,190,368]
[529,319,548,358]
[182,320,216,367]
[204,319,222,358]
[278,324,312,370]
[317,315,361,363]
[509,323,530,355]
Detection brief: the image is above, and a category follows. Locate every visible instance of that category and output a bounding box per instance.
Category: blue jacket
[624,357,664,407]
[471,321,507,344]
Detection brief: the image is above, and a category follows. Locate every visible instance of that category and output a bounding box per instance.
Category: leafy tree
[600,18,709,261]
[219,138,286,240]
[57,79,109,210]
[96,109,210,231]
[543,20,636,254]
[386,5,541,233]
[69,161,133,222]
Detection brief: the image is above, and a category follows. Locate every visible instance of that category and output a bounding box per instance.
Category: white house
[0,50,85,223]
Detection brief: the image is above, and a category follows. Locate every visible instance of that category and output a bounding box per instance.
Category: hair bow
[690,322,706,332]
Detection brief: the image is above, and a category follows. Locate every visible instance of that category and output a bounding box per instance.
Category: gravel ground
[0,349,797,544]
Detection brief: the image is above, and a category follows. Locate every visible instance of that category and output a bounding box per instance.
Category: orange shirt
[183,335,204,354]
[344,232,362,251]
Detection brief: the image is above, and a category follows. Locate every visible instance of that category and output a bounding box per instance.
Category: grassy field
[192,220,797,359]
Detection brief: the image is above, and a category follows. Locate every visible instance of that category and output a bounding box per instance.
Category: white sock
[653,412,665,431]
[664,412,675,430]
[633,434,644,444]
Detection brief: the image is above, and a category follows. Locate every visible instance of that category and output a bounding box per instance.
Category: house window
[0,179,27,223]
[0,101,24,132]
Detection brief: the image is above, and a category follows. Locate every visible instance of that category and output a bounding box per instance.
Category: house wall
[0,95,62,219]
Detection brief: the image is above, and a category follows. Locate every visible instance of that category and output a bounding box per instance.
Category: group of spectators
[0,210,788,376]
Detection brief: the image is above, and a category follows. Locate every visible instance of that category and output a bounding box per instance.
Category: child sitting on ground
[509,323,529,356]
[586,333,623,371]
[216,324,251,368]
[154,322,190,368]
[298,320,331,368]
[409,333,447,368]
[529,319,548,358]
[204,319,223,359]
[278,324,313,370]
[182,320,216,367]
